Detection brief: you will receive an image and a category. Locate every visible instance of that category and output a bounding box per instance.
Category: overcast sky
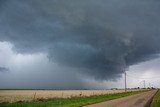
[0,0,160,89]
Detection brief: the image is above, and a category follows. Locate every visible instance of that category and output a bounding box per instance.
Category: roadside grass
[151,89,160,107]
[0,90,149,107]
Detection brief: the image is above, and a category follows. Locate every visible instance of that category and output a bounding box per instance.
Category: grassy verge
[151,89,160,107]
[0,90,149,107]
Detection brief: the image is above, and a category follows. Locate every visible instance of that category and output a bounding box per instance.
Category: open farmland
[0,89,138,103]
[0,90,149,107]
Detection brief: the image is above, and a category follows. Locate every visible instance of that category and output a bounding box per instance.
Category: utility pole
[143,80,146,89]
[149,83,151,88]
[124,71,127,92]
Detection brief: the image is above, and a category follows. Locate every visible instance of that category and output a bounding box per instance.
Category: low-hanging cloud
[0,0,160,80]
[0,67,9,72]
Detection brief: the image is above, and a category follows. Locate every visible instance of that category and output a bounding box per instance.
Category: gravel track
[85,90,157,107]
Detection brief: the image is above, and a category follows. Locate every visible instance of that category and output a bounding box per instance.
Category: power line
[126,75,157,88]
[124,71,127,92]
[143,80,146,88]
[126,74,160,79]
[123,72,158,89]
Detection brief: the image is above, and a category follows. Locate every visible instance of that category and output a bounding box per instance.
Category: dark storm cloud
[0,67,9,72]
[0,0,160,80]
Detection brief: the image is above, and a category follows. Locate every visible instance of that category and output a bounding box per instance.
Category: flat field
[0,89,137,103]
[0,90,148,107]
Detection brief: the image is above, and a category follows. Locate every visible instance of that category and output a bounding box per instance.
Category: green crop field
[0,90,148,107]
[151,89,160,107]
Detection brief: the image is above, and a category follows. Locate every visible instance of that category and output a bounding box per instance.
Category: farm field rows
[0,90,149,107]
[0,89,138,103]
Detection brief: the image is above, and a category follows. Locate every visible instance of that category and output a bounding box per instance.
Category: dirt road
[85,90,157,107]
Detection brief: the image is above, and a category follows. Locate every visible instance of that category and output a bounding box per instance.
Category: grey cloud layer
[0,0,160,80]
[0,67,9,72]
